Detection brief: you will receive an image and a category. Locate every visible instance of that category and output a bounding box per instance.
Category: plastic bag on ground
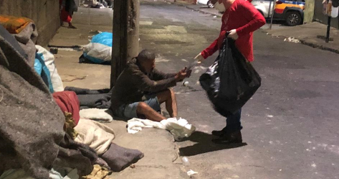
[82,32,112,64]
[36,45,64,92]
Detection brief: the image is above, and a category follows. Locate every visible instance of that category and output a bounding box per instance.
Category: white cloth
[127,118,196,141]
[79,108,113,122]
[35,45,64,92]
[75,118,115,155]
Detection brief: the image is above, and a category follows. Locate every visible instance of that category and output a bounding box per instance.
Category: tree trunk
[111,0,140,88]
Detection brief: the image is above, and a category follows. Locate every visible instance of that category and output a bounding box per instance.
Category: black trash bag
[199,37,261,117]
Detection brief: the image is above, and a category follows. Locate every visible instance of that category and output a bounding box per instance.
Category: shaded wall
[313,0,339,29]
[0,0,61,45]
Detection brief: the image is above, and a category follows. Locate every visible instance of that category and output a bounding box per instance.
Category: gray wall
[0,0,61,45]
[313,0,339,29]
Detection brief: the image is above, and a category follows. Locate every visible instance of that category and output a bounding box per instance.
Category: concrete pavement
[50,1,339,179]
[139,2,339,179]
[49,7,187,179]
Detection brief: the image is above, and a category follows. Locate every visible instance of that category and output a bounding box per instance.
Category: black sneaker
[211,127,228,137]
[212,131,243,144]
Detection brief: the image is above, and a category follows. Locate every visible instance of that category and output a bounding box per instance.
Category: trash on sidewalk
[187,169,198,177]
[284,37,300,43]
[127,117,196,141]
[182,157,190,166]
[81,32,112,64]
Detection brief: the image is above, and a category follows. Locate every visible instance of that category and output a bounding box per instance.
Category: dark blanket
[0,29,95,178]
[101,143,144,172]
[64,86,112,109]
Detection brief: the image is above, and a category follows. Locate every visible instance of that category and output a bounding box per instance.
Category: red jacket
[201,0,265,62]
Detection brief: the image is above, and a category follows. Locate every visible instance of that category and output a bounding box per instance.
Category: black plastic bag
[199,37,261,117]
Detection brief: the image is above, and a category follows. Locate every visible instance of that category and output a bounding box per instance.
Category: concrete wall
[313,0,339,29]
[0,0,61,46]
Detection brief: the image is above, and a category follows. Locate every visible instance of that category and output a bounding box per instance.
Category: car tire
[207,0,214,8]
[285,11,302,26]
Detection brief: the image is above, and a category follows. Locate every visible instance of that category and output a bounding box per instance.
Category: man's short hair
[137,49,155,63]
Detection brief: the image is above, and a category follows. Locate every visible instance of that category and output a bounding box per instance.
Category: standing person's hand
[194,53,205,63]
[228,29,238,40]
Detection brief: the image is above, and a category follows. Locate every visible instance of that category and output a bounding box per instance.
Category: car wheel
[285,11,302,26]
[207,0,214,8]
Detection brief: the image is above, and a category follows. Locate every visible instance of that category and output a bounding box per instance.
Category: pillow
[101,143,144,172]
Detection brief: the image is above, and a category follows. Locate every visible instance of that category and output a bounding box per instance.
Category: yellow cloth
[0,15,33,34]
[82,165,111,179]
[64,112,78,139]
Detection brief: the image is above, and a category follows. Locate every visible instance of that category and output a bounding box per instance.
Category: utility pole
[269,0,275,30]
[326,0,332,43]
[111,0,140,88]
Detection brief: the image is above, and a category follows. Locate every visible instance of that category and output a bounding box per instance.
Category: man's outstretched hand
[175,68,189,82]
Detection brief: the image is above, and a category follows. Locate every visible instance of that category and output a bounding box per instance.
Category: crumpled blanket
[53,91,81,126]
[0,27,94,178]
[82,165,111,179]
[80,108,114,122]
[64,86,112,109]
[13,22,38,67]
[75,119,115,155]
[127,118,196,141]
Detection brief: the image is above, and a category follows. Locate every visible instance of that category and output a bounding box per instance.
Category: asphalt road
[138,1,339,179]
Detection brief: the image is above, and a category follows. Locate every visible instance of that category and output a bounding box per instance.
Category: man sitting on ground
[111,49,190,122]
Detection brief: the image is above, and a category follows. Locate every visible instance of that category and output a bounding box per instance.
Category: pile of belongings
[0,17,144,179]
[79,32,112,65]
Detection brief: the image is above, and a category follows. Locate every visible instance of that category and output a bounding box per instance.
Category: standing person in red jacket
[195,0,265,144]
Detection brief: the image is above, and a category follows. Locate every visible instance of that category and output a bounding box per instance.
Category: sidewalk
[49,7,186,179]
[266,22,339,54]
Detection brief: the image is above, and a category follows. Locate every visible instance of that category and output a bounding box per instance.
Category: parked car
[251,0,305,26]
[197,0,214,8]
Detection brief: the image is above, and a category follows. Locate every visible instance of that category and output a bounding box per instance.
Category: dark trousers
[226,108,243,132]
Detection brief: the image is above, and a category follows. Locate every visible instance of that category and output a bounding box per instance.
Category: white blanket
[79,108,113,122]
[75,119,115,155]
[127,118,196,141]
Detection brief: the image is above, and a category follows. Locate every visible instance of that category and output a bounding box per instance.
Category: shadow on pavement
[178,131,247,156]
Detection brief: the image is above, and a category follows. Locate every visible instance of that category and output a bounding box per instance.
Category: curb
[265,31,339,55]
[300,40,339,54]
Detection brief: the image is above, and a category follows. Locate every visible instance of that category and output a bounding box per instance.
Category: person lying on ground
[110,49,190,122]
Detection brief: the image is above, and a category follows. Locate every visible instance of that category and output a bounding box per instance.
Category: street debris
[284,37,300,43]
[187,169,198,177]
[182,157,190,166]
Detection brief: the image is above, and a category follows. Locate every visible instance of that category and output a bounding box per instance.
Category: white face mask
[214,2,226,12]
